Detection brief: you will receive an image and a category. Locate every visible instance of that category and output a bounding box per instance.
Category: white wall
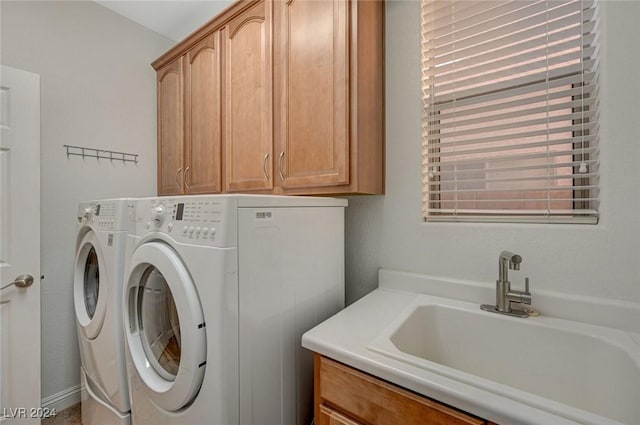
[346,0,640,306]
[1,1,173,402]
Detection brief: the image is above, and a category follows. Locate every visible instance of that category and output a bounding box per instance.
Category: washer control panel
[138,197,236,247]
[78,199,133,231]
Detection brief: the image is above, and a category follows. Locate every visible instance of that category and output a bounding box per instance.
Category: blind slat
[428,123,597,153]
[425,146,598,168]
[426,73,597,111]
[430,111,593,140]
[424,160,598,176]
[431,168,598,180]
[431,98,597,132]
[428,209,598,215]
[431,57,595,98]
[429,85,596,122]
[427,60,596,104]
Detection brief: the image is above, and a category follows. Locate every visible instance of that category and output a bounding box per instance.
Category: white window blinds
[421,0,600,223]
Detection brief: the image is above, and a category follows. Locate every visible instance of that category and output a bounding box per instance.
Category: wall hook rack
[63,144,138,165]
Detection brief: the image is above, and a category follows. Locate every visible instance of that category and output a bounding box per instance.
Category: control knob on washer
[151,204,166,224]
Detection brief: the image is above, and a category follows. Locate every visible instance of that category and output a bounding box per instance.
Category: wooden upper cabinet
[184,33,222,194]
[157,58,184,196]
[274,0,385,195]
[153,0,384,196]
[222,0,273,192]
[276,0,349,190]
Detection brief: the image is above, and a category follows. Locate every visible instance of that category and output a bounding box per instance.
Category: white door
[0,65,41,424]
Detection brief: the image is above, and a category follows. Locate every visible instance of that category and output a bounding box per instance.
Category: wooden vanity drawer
[315,354,489,425]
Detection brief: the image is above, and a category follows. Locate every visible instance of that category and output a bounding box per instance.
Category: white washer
[123,195,346,425]
[74,199,135,425]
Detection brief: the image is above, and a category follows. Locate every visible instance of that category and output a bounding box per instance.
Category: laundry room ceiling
[95,0,233,42]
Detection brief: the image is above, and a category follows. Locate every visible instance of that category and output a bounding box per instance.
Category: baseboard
[41,384,82,412]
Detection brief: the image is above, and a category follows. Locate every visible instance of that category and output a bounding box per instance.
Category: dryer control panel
[136,197,237,248]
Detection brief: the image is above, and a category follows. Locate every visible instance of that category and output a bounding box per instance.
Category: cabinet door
[318,405,363,425]
[184,33,222,194]
[157,58,184,195]
[316,355,487,425]
[277,0,349,189]
[223,0,273,192]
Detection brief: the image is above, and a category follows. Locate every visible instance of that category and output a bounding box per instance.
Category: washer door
[124,241,206,412]
[74,230,108,339]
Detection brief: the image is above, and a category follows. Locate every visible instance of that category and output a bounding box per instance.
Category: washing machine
[74,199,135,425]
[123,195,346,425]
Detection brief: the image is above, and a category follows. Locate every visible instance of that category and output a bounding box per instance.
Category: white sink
[368,296,640,425]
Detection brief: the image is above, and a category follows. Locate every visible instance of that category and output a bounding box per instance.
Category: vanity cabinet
[156,33,222,195]
[153,0,384,196]
[315,355,496,425]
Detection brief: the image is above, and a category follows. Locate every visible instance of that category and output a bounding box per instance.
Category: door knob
[1,274,34,291]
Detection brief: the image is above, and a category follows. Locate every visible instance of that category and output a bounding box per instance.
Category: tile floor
[42,404,81,425]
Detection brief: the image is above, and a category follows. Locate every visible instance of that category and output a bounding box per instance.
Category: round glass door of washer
[125,241,206,412]
[138,266,181,381]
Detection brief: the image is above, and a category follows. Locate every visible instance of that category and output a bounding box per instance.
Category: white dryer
[74,199,134,425]
[123,195,346,425]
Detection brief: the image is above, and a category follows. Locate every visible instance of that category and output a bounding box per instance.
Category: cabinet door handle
[278,151,286,181]
[263,153,270,181]
[184,166,191,191]
[175,168,183,191]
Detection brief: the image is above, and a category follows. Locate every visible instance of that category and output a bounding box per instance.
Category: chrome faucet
[481,250,532,318]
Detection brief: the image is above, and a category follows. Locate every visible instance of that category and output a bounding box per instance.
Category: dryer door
[124,241,206,412]
[74,230,108,339]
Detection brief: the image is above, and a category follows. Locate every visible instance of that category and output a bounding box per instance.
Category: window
[421,0,600,223]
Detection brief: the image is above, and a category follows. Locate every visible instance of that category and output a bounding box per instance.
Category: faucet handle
[519,277,532,305]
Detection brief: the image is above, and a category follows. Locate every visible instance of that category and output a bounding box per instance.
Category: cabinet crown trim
[152,0,263,70]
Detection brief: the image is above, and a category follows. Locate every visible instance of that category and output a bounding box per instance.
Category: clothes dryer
[123,195,346,425]
[74,199,135,425]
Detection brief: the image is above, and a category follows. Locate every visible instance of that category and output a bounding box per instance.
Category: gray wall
[346,0,640,306]
[1,1,173,401]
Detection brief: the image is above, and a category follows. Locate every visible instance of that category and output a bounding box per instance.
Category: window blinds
[422,0,600,223]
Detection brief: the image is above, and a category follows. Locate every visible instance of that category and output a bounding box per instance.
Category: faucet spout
[481,250,532,318]
[498,250,522,282]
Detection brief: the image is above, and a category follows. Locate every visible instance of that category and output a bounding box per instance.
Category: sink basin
[368,296,640,425]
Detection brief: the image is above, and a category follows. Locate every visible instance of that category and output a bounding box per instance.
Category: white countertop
[302,283,637,425]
